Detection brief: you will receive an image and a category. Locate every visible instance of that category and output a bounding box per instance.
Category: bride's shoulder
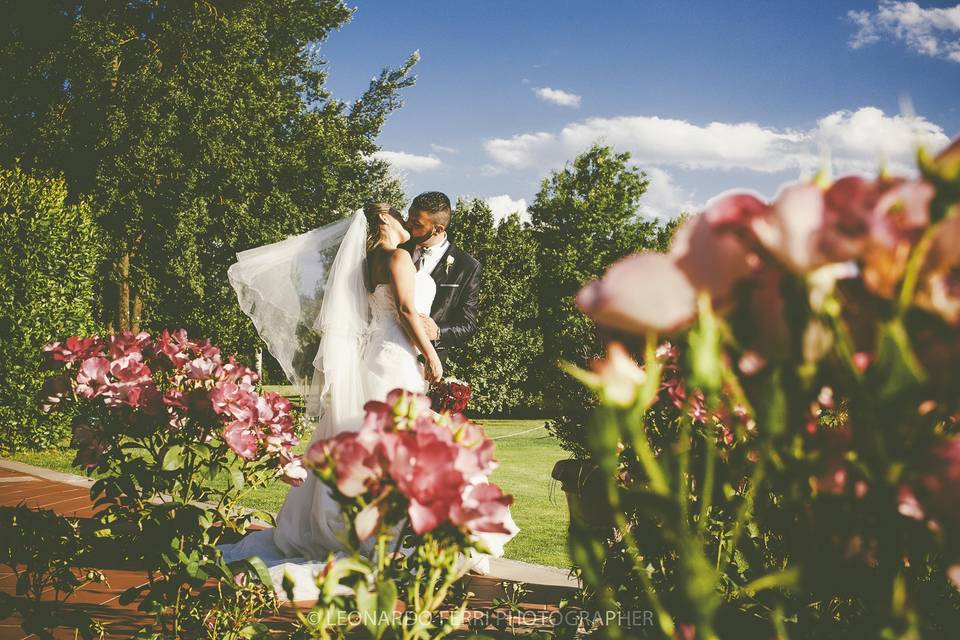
[388,247,414,267]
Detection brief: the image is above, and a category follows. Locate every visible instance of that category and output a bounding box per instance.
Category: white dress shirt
[413,237,450,275]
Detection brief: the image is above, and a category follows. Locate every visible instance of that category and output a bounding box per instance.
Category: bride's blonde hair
[364,202,403,252]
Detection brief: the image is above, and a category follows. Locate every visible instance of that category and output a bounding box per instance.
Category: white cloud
[430,144,458,154]
[371,150,442,172]
[638,167,699,220]
[534,87,582,108]
[815,107,947,172]
[484,131,556,169]
[484,195,530,224]
[483,107,949,176]
[848,1,960,63]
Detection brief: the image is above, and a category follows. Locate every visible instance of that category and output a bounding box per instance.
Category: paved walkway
[0,460,579,639]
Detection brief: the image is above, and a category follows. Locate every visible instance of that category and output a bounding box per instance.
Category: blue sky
[319,1,960,221]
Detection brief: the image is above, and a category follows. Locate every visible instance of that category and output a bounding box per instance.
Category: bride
[218,203,518,601]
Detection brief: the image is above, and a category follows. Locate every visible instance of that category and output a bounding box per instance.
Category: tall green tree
[0,0,413,361]
[447,198,542,414]
[530,144,676,455]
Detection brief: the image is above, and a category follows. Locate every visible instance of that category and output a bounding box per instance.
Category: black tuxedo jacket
[401,238,481,365]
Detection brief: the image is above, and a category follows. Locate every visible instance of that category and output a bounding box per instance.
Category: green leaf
[688,292,723,397]
[240,556,274,591]
[756,367,788,437]
[161,445,184,472]
[238,623,269,639]
[875,319,927,399]
[230,468,245,491]
[321,556,371,600]
[357,578,398,638]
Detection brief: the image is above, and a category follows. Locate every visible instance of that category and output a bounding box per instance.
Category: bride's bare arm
[388,249,443,383]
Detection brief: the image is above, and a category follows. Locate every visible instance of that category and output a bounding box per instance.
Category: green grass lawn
[3,415,572,568]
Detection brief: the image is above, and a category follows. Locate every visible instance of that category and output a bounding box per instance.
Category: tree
[529,144,676,456]
[446,198,542,414]
[0,0,414,365]
[0,166,101,451]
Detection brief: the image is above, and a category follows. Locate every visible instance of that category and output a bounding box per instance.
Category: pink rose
[75,357,110,398]
[223,421,259,460]
[106,331,152,360]
[156,329,195,367]
[752,183,828,274]
[450,482,514,535]
[355,499,387,541]
[389,428,464,534]
[210,381,259,426]
[672,211,758,313]
[279,454,307,487]
[43,336,103,365]
[184,356,221,380]
[332,434,383,498]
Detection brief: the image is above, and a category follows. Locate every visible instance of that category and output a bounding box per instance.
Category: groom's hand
[419,314,440,341]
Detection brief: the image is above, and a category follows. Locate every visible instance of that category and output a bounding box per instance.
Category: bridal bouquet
[427,376,473,414]
[563,137,960,638]
[300,388,513,639]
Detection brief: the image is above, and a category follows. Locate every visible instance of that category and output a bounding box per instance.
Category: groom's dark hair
[410,191,451,227]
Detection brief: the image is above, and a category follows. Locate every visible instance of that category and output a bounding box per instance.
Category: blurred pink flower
[157,329,194,367]
[577,253,699,334]
[862,180,935,298]
[752,183,828,274]
[355,499,387,541]
[390,428,464,534]
[672,212,757,313]
[449,414,496,478]
[916,214,960,325]
[820,176,891,262]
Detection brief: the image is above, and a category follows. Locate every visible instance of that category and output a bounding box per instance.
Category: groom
[401,191,481,368]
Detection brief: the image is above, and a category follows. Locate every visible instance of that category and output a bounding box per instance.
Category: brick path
[0,461,578,639]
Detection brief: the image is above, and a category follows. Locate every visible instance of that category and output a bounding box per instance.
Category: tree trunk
[117,252,130,332]
[131,289,143,333]
[255,347,263,382]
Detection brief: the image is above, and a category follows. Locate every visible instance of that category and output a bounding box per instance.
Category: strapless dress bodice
[368,269,436,327]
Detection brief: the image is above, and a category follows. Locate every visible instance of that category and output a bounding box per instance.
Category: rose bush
[296,388,515,640]
[565,138,960,639]
[40,329,303,638]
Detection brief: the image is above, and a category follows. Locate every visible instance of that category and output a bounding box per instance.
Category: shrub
[40,329,300,637]
[0,505,106,639]
[0,165,101,452]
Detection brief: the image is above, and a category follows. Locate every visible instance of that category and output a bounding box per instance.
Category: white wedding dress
[219,266,519,602]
